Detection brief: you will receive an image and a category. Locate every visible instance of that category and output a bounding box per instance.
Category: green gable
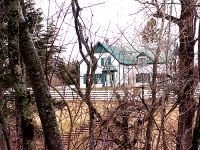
[94,42,135,65]
[94,42,174,65]
[94,43,109,53]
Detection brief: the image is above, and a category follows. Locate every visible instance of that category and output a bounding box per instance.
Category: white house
[79,42,174,88]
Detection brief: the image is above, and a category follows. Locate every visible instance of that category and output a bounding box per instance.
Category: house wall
[79,54,167,88]
[80,53,119,88]
[79,53,136,88]
[132,63,167,86]
[117,64,135,86]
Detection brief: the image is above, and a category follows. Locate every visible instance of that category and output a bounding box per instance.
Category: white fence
[48,86,170,101]
[49,87,130,101]
[4,86,200,101]
[49,86,200,101]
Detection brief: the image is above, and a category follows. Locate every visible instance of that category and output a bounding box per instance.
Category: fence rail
[4,86,200,101]
[48,86,200,101]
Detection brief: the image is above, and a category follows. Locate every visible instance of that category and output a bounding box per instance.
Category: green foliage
[35,20,61,76]
[56,60,80,85]
[23,0,43,35]
[0,2,11,90]
[24,1,63,81]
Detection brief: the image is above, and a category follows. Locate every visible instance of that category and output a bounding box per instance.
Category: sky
[35,0,180,61]
[35,0,144,60]
[36,1,144,38]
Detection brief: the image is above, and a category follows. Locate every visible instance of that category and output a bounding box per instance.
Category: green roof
[94,42,174,65]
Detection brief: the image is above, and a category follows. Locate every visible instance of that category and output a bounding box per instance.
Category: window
[136,73,150,83]
[83,74,86,84]
[138,56,147,67]
[95,74,102,84]
[111,72,115,82]
[101,57,111,66]
[101,73,106,86]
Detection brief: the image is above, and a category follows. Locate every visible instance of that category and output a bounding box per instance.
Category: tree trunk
[19,13,64,150]
[3,0,63,149]
[0,87,11,150]
[71,1,101,149]
[121,114,130,150]
[88,106,95,150]
[18,10,64,150]
[152,0,196,149]
[145,48,159,150]
[176,1,196,149]
[191,11,200,150]
[4,0,34,149]
[145,114,154,150]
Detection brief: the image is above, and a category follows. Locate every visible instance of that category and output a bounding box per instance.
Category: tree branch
[153,11,181,25]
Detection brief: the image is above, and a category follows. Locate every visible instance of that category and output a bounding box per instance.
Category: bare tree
[192,10,200,150]
[143,0,197,149]
[71,0,102,149]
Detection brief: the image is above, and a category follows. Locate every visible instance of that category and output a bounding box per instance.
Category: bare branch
[153,11,181,25]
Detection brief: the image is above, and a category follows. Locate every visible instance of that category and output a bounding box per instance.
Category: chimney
[104,38,109,44]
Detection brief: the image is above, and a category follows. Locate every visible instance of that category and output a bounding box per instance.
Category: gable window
[138,56,147,67]
[136,73,150,83]
[101,57,111,66]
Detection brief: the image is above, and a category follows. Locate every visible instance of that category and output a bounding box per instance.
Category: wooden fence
[4,86,200,101]
[49,86,200,101]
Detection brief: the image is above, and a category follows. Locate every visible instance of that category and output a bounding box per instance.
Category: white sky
[35,0,181,61]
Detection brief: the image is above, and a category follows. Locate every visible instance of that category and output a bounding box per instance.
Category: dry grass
[33,99,179,149]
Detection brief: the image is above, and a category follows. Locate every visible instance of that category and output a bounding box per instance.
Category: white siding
[79,53,167,88]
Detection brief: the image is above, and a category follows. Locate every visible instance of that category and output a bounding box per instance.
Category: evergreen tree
[56,60,80,85]
[24,0,63,84]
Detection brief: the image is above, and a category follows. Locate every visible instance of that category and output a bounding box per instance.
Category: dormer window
[101,57,111,66]
[138,56,147,67]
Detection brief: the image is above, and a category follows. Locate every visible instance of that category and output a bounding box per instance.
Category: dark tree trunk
[16,2,63,150]
[191,10,200,150]
[145,50,159,150]
[8,18,34,150]
[176,1,196,149]
[4,0,34,149]
[88,106,95,150]
[71,1,101,149]
[3,0,63,149]
[121,114,130,150]
[19,14,64,150]
[0,87,11,150]
[145,114,154,150]
[152,0,196,149]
